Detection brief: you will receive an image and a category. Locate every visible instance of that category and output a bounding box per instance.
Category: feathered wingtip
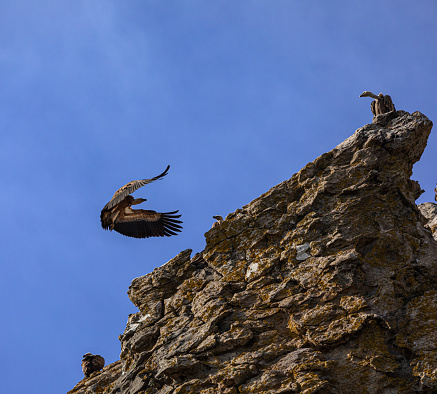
[158,211,183,237]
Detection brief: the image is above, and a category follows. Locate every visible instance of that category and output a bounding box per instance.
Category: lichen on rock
[69,111,437,393]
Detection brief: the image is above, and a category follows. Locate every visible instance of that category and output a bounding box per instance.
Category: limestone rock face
[69,111,437,393]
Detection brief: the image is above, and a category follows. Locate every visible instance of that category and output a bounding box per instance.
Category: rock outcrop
[69,110,437,393]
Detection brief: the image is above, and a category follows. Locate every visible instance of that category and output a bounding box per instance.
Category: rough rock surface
[69,361,122,393]
[69,110,437,393]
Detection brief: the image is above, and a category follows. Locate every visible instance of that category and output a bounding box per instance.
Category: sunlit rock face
[418,202,437,241]
[69,111,437,393]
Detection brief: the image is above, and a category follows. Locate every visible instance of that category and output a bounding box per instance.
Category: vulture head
[132,197,147,205]
[359,91,381,100]
[212,215,224,228]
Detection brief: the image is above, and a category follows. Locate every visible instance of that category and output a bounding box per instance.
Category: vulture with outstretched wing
[81,353,105,377]
[359,91,396,116]
[100,165,182,238]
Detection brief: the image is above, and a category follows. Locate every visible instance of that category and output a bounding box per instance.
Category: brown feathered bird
[212,215,223,228]
[100,165,182,238]
[359,91,396,116]
[81,353,105,377]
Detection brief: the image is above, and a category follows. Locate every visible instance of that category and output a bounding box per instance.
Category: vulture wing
[114,210,182,238]
[91,355,105,371]
[103,165,170,210]
[383,95,395,112]
[370,100,377,116]
[82,355,105,377]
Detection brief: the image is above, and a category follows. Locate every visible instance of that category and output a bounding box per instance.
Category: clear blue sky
[1,1,436,392]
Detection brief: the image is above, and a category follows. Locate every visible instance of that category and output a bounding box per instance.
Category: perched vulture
[359,91,396,116]
[212,215,223,228]
[100,165,182,238]
[81,353,105,377]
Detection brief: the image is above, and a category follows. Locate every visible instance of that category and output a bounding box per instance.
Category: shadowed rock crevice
[69,110,437,394]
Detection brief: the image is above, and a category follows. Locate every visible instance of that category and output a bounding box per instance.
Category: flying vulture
[359,91,396,116]
[212,215,223,228]
[81,353,105,378]
[100,165,182,238]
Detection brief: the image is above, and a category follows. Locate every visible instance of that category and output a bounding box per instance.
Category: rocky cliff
[69,110,437,393]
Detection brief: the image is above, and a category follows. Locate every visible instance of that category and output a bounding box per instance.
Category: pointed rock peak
[69,111,437,393]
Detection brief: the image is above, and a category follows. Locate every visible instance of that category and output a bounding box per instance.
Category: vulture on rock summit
[100,165,182,238]
[359,91,396,116]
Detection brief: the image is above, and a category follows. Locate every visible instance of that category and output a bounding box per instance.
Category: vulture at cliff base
[100,165,182,238]
[81,353,105,377]
[359,91,396,116]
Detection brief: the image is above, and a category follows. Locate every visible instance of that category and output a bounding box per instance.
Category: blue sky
[1,1,436,392]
